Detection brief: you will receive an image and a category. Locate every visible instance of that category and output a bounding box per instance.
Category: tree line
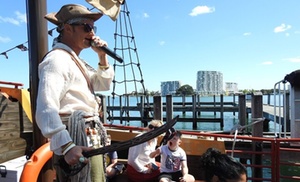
[124,84,284,96]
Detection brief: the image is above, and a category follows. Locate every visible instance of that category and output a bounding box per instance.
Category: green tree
[149,91,160,96]
[176,84,194,95]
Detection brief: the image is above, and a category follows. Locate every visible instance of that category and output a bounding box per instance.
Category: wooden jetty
[246,93,290,132]
[103,94,283,130]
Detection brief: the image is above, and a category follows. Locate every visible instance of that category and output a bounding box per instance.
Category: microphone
[90,40,123,63]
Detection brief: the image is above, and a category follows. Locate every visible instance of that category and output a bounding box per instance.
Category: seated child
[150,130,195,182]
[105,135,124,180]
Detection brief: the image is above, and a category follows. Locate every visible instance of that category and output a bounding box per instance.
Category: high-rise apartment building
[225,82,239,95]
[196,71,223,95]
[161,81,181,96]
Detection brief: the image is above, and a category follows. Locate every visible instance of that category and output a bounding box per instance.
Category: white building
[225,82,239,95]
[161,81,182,96]
[196,71,223,95]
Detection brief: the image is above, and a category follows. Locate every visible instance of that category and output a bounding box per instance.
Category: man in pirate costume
[36,4,114,181]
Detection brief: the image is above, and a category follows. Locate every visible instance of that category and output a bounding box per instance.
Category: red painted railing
[0,81,23,88]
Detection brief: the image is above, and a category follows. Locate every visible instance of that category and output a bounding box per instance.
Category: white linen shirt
[127,133,157,173]
[35,43,114,155]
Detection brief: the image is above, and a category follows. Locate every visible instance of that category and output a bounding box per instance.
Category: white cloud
[0,36,11,43]
[15,11,27,23]
[262,61,273,65]
[274,23,291,33]
[159,41,165,46]
[284,57,300,63]
[243,32,251,36]
[0,11,26,25]
[0,16,20,25]
[143,13,149,18]
[189,6,215,16]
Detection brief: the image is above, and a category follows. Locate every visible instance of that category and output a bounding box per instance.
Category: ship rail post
[251,92,263,181]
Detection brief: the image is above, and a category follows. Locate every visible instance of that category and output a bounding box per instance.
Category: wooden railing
[0,81,23,88]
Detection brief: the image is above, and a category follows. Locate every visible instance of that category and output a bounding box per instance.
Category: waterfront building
[196,71,223,95]
[161,81,182,96]
[225,82,239,95]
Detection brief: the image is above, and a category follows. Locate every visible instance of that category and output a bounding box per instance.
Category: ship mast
[26,0,53,181]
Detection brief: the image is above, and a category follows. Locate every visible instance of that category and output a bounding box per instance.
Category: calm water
[106,95,282,132]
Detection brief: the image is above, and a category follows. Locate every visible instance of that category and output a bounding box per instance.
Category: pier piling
[153,96,162,121]
[105,94,280,131]
[251,92,263,181]
[238,94,246,127]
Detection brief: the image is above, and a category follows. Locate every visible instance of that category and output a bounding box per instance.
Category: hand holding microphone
[90,40,123,63]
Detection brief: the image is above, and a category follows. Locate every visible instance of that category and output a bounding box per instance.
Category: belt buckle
[86,127,101,148]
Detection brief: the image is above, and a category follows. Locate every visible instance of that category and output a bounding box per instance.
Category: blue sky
[0,0,300,95]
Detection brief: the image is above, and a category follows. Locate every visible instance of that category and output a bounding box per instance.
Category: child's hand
[144,164,152,173]
[179,177,186,182]
[150,147,161,158]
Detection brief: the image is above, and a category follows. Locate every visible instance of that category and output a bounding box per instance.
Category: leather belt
[59,113,98,129]
[59,113,95,118]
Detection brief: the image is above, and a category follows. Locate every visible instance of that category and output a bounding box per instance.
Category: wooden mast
[26,0,54,181]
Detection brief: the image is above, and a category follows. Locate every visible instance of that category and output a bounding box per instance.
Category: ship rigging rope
[107,1,150,125]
